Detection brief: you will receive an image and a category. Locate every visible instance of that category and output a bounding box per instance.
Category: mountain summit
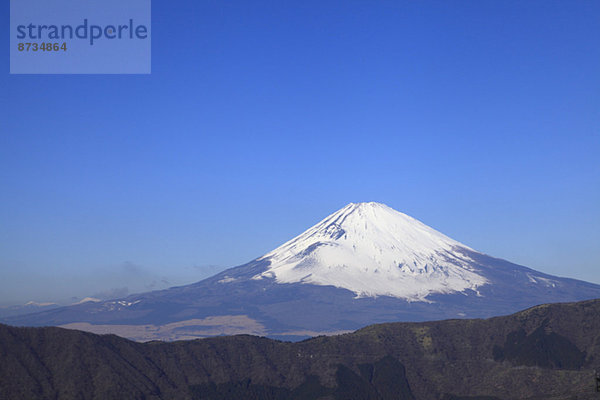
[6,203,600,341]
[254,202,487,300]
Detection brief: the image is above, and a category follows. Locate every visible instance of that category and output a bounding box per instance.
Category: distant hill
[2,298,600,399]
[0,301,59,319]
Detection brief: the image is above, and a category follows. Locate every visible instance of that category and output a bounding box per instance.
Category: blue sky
[1,0,599,305]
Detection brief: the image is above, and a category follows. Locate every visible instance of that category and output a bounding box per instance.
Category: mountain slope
[5,202,600,341]
[2,299,600,400]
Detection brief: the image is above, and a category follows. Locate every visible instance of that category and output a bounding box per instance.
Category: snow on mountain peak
[254,202,488,301]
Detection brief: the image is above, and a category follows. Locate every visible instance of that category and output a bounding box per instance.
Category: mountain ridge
[2,298,600,400]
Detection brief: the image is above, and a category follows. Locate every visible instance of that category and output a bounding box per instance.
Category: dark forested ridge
[1,299,600,400]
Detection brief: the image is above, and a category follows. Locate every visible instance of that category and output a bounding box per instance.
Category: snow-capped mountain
[253,202,487,300]
[5,202,600,341]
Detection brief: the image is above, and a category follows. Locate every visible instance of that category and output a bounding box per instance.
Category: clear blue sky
[1,0,599,305]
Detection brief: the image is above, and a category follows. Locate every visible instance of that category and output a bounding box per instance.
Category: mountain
[255,202,487,300]
[5,202,600,341]
[2,299,600,400]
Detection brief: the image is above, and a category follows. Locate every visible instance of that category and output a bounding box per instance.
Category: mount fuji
[253,202,487,301]
[6,202,600,341]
